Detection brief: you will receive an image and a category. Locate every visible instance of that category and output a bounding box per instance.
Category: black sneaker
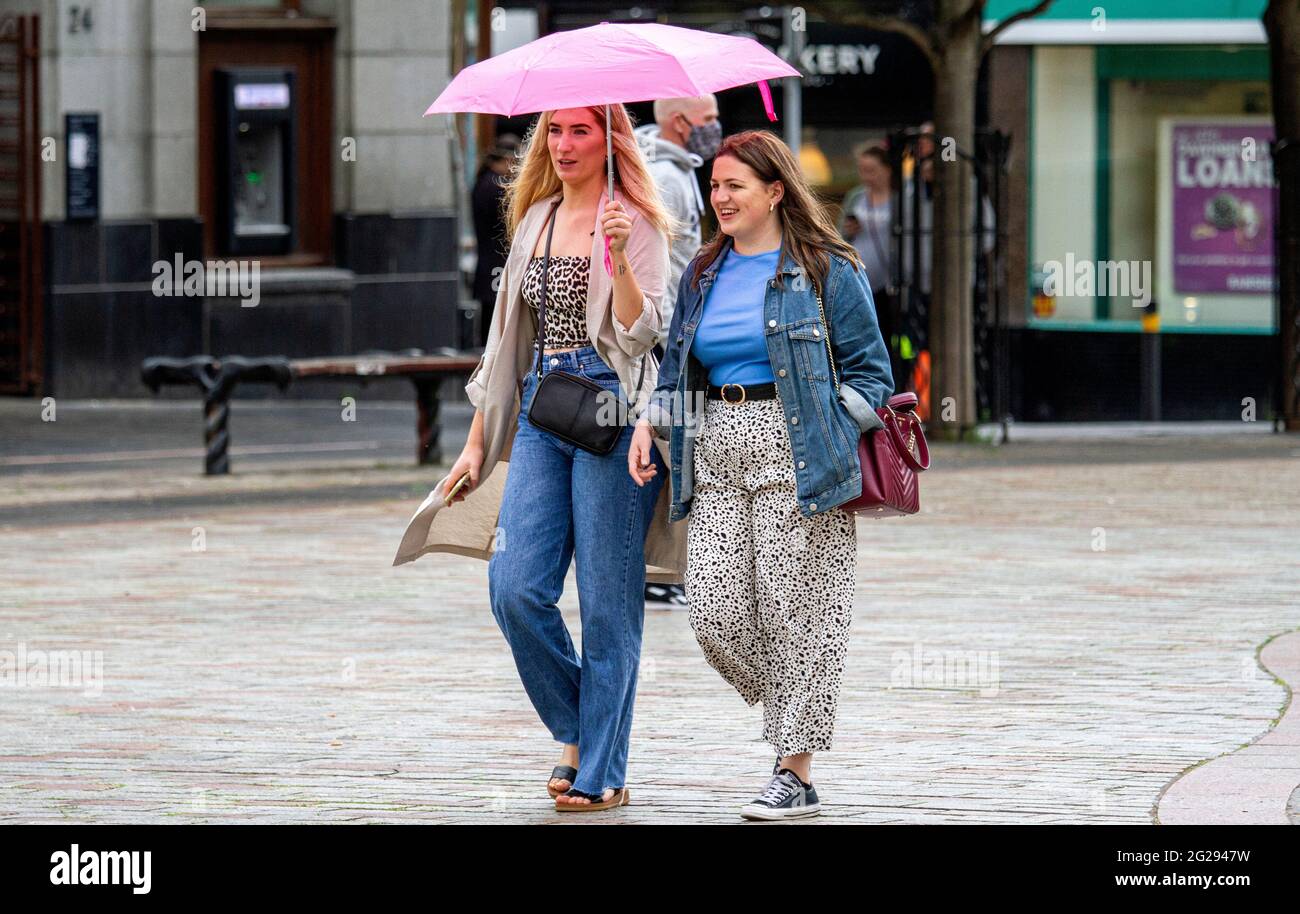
[644,583,688,607]
[740,768,821,820]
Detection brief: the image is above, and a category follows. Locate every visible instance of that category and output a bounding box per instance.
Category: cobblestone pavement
[1,402,1298,823]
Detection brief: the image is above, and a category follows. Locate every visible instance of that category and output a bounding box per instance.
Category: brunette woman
[629,130,893,819]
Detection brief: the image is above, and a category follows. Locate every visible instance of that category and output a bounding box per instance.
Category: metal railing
[884,125,1011,437]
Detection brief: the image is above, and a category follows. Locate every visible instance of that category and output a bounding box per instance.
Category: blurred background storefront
[470,0,1280,423]
[0,0,462,399]
[987,0,1276,420]
[468,2,936,255]
[2,0,1281,423]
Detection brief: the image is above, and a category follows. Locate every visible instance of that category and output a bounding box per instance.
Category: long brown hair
[501,104,673,243]
[687,130,864,292]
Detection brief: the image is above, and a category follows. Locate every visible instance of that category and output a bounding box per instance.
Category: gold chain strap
[811,279,840,394]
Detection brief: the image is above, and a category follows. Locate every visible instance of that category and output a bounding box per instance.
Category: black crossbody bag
[526,198,645,455]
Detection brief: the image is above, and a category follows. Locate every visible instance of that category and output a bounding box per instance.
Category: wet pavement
[1,397,1298,823]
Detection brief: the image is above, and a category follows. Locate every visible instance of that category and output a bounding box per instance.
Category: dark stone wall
[41,211,462,401]
[1010,329,1277,422]
[44,219,205,400]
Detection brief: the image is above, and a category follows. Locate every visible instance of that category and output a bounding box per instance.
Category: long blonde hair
[501,104,674,244]
[687,129,864,293]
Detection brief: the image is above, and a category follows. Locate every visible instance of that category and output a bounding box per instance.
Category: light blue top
[691,246,779,385]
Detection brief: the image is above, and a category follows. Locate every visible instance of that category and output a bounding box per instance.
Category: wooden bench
[141,349,482,475]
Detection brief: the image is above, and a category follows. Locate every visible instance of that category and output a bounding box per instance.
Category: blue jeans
[487,345,666,795]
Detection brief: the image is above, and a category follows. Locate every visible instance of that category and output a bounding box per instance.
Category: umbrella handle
[606,103,613,203]
[606,103,615,275]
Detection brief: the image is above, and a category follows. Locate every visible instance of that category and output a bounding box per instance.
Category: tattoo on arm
[618,264,626,276]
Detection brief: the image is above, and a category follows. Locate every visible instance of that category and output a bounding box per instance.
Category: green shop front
[987,0,1278,421]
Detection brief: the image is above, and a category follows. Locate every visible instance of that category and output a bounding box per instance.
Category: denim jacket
[643,235,894,523]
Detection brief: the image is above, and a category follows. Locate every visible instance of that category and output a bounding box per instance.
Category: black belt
[706,382,777,403]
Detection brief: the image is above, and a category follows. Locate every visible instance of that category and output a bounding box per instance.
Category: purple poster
[1171,122,1274,294]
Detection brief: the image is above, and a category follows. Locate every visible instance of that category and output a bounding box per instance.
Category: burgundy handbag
[813,283,931,516]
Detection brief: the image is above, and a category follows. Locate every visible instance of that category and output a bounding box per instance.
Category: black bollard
[141,355,291,475]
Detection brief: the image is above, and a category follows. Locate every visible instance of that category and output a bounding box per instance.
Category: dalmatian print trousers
[685,394,858,758]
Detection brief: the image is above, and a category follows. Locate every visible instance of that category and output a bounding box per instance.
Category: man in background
[634,95,720,608]
[634,94,719,355]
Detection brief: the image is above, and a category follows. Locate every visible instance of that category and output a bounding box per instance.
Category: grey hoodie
[635,123,705,333]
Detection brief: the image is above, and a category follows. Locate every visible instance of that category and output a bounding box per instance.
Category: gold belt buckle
[720,383,746,404]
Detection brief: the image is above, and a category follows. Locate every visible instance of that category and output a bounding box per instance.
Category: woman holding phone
[628,130,893,819]
[433,104,682,812]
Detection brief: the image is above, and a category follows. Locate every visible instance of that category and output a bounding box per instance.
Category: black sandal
[555,785,630,812]
[547,765,578,798]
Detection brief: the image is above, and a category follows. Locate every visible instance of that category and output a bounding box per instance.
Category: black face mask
[679,115,722,159]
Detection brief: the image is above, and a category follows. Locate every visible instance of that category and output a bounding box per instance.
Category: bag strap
[532,195,649,409]
[810,276,841,394]
[534,198,562,378]
[629,346,649,414]
[884,409,931,470]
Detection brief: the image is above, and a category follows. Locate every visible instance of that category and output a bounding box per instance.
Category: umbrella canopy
[426,21,801,274]
[426,21,799,119]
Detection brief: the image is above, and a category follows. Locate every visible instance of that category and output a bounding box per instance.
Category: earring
[769,201,775,212]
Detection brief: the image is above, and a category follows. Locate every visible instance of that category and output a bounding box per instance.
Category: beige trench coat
[392,188,688,583]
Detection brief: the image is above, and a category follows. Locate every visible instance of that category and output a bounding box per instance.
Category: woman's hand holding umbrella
[601,199,632,255]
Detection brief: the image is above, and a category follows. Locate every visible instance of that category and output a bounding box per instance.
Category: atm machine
[215,67,297,256]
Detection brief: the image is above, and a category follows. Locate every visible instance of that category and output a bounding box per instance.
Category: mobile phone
[443,472,471,506]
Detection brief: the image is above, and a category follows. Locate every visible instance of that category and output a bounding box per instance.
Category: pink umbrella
[426,21,801,274]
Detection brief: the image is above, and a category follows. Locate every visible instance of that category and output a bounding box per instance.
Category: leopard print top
[522,255,590,349]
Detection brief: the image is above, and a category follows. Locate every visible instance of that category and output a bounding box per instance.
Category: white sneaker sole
[739,802,821,821]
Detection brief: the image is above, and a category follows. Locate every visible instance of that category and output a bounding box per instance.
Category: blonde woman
[629,130,893,819]
[436,105,680,812]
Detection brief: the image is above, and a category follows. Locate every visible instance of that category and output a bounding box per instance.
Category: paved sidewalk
[1157,631,1300,824]
[1,412,1298,823]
